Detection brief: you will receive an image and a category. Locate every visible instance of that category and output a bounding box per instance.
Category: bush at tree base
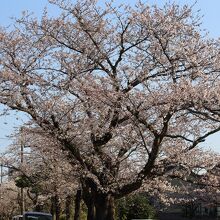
[116,193,156,220]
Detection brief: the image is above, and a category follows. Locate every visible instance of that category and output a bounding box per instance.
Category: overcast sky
[0,0,220,152]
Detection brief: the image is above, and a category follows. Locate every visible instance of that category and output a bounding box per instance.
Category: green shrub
[15,175,31,188]
[60,214,66,220]
[116,193,156,220]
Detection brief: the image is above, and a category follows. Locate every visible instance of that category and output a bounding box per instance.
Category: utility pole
[20,128,25,216]
[0,163,2,185]
[0,163,2,220]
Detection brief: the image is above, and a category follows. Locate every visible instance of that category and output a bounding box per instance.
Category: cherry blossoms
[1,1,220,219]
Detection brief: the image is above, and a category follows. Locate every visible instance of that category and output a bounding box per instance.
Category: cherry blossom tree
[21,128,80,220]
[0,181,21,220]
[1,128,80,220]
[138,147,220,210]
[1,0,220,219]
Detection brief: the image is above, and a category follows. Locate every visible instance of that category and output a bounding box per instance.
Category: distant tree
[1,129,79,220]
[1,1,220,219]
[0,181,20,220]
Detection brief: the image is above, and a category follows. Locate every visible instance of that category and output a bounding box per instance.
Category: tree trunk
[51,195,61,220]
[95,194,115,220]
[81,181,115,220]
[86,200,95,220]
[74,189,82,220]
[55,194,61,220]
[82,186,95,220]
[65,194,73,220]
[50,196,55,220]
